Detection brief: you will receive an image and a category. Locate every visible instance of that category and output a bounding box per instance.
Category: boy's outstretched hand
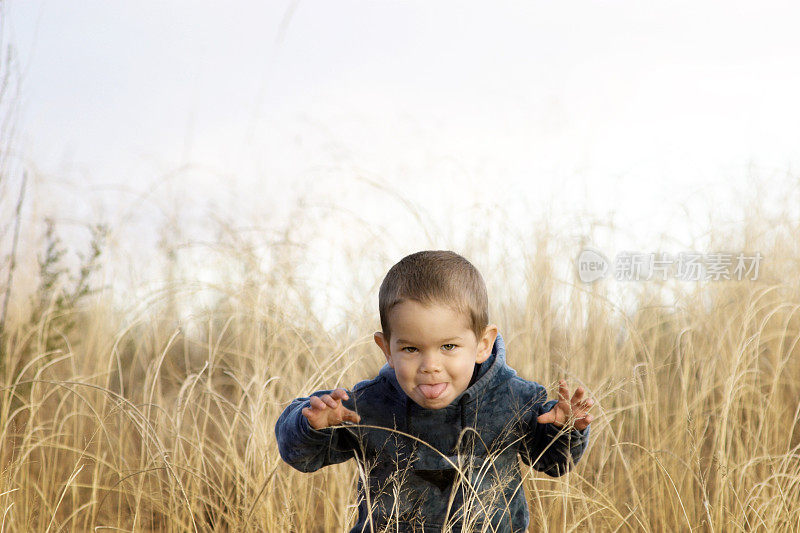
[302,388,362,430]
[537,379,595,432]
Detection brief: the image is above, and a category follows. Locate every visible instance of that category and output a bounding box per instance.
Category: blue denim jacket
[275,332,590,532]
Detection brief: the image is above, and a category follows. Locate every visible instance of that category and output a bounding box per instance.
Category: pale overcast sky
[5,1,800,327]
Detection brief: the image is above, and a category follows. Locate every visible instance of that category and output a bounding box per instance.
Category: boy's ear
[374,331,394,368]
[476,324,498,364]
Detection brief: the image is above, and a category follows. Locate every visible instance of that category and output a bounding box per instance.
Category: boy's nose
[419,353,443,373]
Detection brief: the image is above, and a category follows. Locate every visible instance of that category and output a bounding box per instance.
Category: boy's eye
[401,345,457,353]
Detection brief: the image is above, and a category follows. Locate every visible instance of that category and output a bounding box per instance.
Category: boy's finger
[574,397,593,414]
[344,409,361,423]
[332,388,350,401]
[537,409,555,424]
[309,396,327,410]
[320,394,338,408]
[558,380,570,402]
[571,387,585,404]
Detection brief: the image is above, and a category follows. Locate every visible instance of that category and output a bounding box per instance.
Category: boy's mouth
[418,383,447,399]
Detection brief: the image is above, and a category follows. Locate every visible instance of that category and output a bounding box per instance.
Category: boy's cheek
[393,365,413,383]
[396,378,417,398]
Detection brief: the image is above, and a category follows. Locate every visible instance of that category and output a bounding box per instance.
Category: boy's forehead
[389,300,467,321]
[387,301,473,341]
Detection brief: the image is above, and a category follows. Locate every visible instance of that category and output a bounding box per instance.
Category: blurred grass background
[1,179,799,531]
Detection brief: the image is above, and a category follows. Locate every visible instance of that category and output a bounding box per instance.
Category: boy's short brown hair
[378,250,489,343]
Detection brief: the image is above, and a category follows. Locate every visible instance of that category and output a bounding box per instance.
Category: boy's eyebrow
[395,336,463,344]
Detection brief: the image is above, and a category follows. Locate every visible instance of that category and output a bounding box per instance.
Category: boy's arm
[519,384,591,477]
[274,389,358,473]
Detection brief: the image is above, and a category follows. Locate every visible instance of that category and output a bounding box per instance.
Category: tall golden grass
[1,179,799,532]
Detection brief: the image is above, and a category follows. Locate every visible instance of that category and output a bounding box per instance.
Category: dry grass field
[1,180,799,532]
[2,0,800,529]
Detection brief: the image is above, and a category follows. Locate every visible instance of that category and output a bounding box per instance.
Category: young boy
[275,250,594,532]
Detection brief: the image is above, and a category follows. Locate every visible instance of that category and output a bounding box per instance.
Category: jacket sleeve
[274,388,358,473]
[518,384,590,477]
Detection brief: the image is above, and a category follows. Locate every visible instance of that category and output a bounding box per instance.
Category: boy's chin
[410,396,449,409]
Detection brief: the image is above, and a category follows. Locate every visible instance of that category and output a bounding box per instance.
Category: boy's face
[374,300,498,410]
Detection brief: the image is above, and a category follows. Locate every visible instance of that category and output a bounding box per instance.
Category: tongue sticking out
[418,383,447,399]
